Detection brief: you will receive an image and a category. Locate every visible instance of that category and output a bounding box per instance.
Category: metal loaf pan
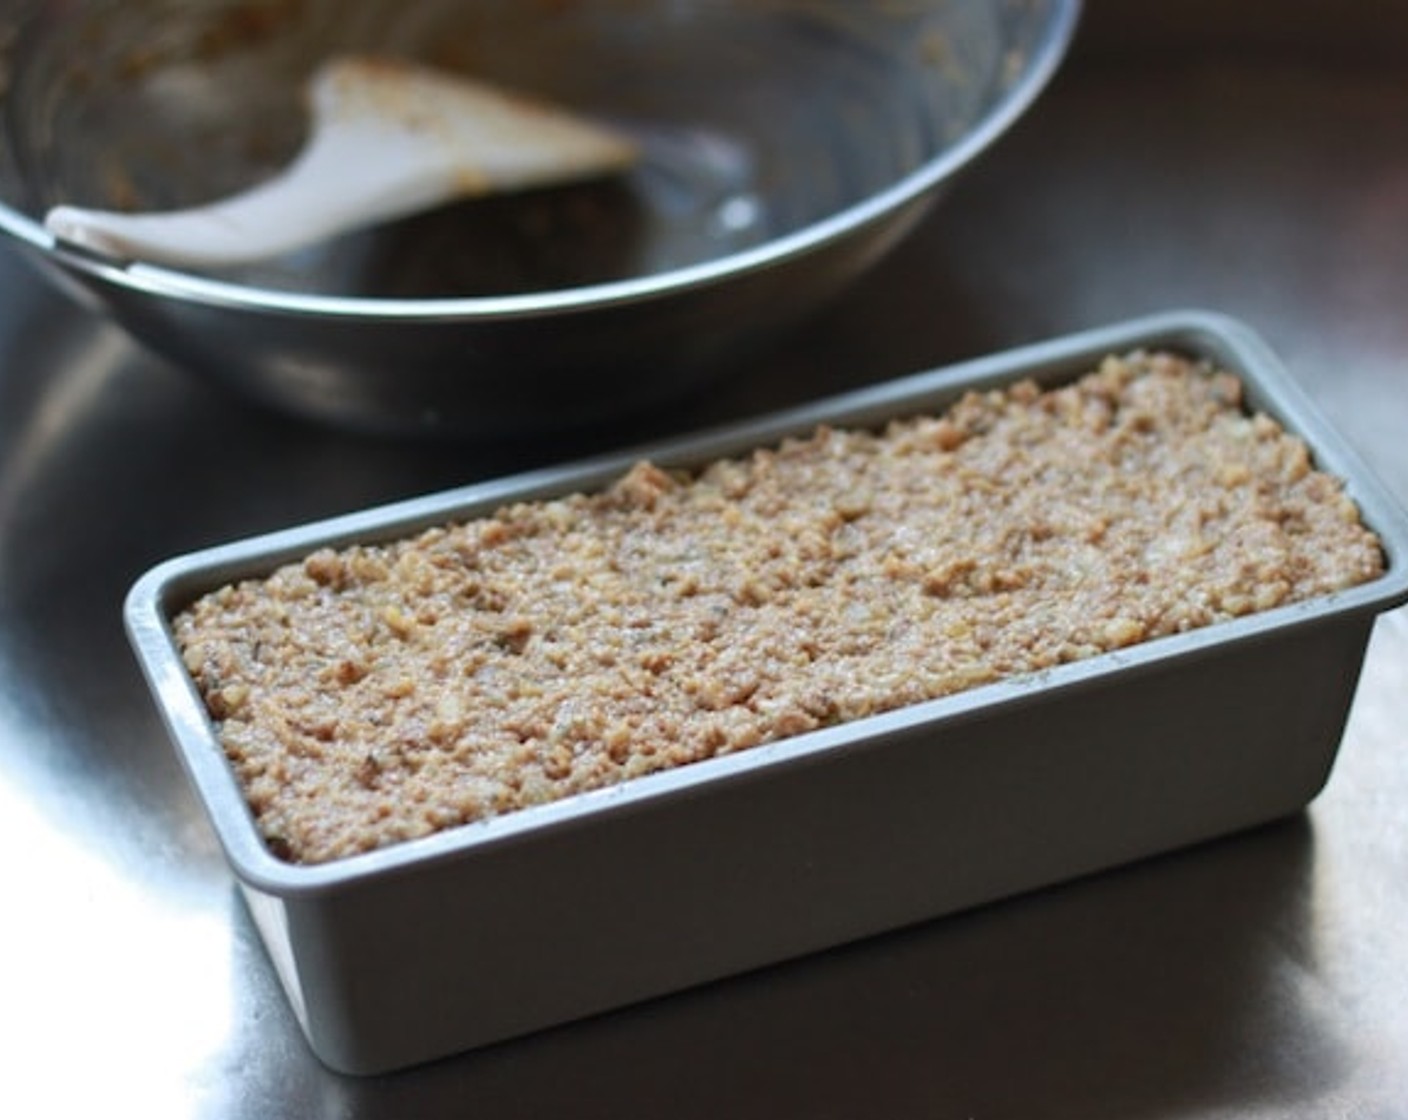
[125,311,1408,1075]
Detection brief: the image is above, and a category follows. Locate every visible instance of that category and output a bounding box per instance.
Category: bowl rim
[0,0,1081,321]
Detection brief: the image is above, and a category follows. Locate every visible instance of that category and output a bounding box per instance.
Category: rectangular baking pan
[125,310,1408,1075]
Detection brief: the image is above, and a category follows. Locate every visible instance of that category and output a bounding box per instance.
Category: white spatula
[43,56,638,269]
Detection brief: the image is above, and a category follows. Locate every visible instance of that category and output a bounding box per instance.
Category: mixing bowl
[0,0,1080,435]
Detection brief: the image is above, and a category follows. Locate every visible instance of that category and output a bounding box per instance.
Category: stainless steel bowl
[0,0,1080,435]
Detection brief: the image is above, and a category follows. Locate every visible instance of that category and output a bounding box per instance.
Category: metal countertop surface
[2,4,1407,1115]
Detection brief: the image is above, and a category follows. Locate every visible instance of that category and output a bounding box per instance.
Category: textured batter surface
[174,352,1386,863]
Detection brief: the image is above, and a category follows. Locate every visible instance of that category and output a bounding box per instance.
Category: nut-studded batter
[175,352,1385,863]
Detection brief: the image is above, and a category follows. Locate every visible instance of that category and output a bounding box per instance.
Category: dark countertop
[3,3,1407,1114]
